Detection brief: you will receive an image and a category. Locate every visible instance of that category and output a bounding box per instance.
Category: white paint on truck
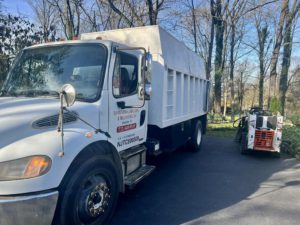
[0,26,209,225]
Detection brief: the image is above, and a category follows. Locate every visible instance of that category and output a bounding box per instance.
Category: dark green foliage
[0,14,44,87]
[0,15,43,55]
[281,126,300,157]
[287,115,300,126]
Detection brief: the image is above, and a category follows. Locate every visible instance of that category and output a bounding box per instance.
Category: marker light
[0,156,52,181]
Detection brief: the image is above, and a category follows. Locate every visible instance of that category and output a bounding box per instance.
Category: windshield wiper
[39,90,60,97]
[13,89,60,97]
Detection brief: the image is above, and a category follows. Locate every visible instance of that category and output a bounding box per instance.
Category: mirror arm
[58,93,65,157]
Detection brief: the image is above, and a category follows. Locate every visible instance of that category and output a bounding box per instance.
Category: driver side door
[109,50,147,152]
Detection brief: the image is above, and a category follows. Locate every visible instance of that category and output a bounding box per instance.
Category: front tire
[53,156,119,225]
[240,132,249,155]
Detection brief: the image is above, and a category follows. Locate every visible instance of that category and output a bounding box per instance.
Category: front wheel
[53,156,119,225]
[240,132,249,155]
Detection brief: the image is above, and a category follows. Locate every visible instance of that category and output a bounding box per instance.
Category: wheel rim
[196,127,202,146]
[78,174,111,224]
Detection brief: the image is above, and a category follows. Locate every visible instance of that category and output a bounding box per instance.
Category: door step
[120,145,146,161]
[124,165,155,189]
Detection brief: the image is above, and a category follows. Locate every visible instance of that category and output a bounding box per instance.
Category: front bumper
[0,191,58,225]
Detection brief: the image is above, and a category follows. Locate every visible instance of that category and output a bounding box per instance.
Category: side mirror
[60,84,76,107]
[144,82,152,100]
[138,84,144,100]
[144,52,152,100]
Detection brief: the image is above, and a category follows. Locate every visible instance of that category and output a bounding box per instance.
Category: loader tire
[240,132,249,155]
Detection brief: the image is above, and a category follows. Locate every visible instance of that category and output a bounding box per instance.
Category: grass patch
[206,120,300,159]
[206,122,237,137]
[281,126,300,157]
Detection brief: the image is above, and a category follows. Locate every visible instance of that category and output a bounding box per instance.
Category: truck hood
[0,97,96,149]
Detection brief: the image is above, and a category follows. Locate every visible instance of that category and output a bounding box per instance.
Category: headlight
[0,156,52,181]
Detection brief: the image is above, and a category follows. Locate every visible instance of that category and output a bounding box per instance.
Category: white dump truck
[0,25,209,225]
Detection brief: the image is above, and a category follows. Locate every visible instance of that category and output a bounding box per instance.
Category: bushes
[269,96,281,114]
[281,126,300,157]
[287,115,300,126]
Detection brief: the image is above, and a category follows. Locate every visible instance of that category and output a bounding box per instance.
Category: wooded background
[0,0,300,120]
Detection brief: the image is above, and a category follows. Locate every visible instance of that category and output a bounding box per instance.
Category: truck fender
[60,140,124,193]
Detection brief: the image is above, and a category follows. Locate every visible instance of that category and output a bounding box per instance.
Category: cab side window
[113,52,138,97]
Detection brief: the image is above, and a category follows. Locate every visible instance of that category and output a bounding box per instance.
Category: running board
[124,165,155,189]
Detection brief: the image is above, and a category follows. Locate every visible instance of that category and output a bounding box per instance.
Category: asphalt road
[111,136,300,225]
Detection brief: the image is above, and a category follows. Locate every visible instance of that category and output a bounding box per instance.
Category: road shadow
[111,136,299,225]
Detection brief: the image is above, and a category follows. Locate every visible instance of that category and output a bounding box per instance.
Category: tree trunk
[65,0,75,39]
[268,0,289,102]
[205,0,215,80]
[147,0,155,25]
[279,3,299,116]
[239,72,244,117]
[257,26,268,108]
[147,0,164,25]
[223,79,227,118]
[191,0,197,53]
[229,22,235,121]
[213,0,224,114]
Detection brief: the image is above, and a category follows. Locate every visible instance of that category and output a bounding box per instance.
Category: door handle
[117,101,126,109]
[140,110,146,126]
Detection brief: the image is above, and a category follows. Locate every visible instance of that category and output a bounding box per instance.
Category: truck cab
[0,39,152,225]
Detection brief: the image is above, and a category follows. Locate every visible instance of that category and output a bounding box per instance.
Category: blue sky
[2,0,33,18]
[2,0,300,71]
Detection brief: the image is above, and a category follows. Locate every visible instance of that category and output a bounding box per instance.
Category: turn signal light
[24,156,51,178]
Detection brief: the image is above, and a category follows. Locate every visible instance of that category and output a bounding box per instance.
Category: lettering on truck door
[109,51,147,151]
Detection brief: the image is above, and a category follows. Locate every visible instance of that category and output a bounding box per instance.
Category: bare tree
[268,0,289,99]
[190,0,197,52]
[252,8,273,108]
[279,0,300,115]
[105,0,165,27]
[47,0,82,39]
[235,61,252,116]
[27,0,58,41]
[146,0,165,25]
[206,0,215,80]
[226,0,248,121]
[213,0,225,114]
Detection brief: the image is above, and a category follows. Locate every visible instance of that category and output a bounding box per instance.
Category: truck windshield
[0,44,107,102]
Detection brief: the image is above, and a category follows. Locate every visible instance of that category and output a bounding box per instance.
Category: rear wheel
[53,155,119,225]
[188,120,203,152]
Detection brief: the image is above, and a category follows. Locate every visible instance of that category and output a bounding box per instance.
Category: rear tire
[188,120,203,152]
[53,155,119,225]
